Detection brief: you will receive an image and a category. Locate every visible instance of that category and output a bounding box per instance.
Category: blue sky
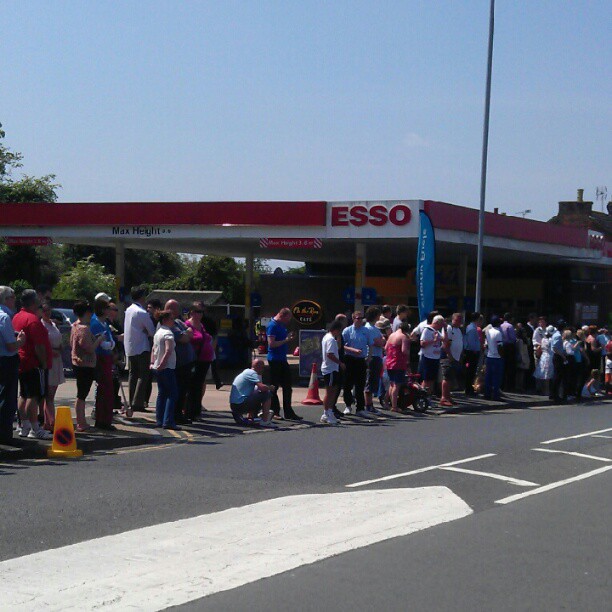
[2,1,610,222]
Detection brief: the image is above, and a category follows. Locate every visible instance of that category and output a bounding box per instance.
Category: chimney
[493,207,499,215]
[556,191,593,228]
[577,188,584,202]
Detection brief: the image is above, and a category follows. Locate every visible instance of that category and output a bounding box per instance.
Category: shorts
[441,359,461,384]
[231,388,271,417]
[605,358,612,375]
[323,370,342,388]
[365,357,383,393]
[73,365,96,401]
[18,368,46,400]
[418,356,440,382]
[387,369,406,384]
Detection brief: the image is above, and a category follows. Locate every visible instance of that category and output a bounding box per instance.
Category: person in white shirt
[418,314,444,394]
[150,310,179,429]
[320,320,345,425]
[439,313,464,407]
[124,285,156,412]
[484,316,504,401]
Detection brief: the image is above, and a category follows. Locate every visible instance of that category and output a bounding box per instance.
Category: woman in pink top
[185,302,215,420]
[385,321,411,413]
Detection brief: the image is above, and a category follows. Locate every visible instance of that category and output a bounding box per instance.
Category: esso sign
[331,204,412,227]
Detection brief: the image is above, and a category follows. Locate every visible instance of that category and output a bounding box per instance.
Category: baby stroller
[397,373,430,413]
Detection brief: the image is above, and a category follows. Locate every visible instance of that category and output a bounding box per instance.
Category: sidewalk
[1,377,605,460]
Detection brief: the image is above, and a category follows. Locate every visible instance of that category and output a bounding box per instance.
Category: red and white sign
[259,238,322,249]
[4,236,53,246]
[331,204,412,227]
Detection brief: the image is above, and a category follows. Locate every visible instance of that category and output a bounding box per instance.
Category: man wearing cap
[550,320,569,403]
[124,285,156,412]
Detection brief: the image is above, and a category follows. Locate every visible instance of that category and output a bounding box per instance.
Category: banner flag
[416,210,436,321]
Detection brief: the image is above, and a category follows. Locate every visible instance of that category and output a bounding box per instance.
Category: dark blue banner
[416,210,436,321]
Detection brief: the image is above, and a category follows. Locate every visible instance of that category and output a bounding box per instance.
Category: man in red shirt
[12,289,52,440]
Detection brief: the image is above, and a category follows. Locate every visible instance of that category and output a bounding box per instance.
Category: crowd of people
[0,283,610,445]
[0,283,227,444]
[230,305,611,427]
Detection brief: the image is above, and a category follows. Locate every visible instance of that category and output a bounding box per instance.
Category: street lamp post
[475,0,495,313]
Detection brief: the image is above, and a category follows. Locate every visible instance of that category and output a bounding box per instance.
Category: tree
[53,256,116,301]
[0,123,61,287]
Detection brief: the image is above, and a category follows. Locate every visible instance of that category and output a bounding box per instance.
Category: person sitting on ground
[581,369,604,399]
[229,359,277,428]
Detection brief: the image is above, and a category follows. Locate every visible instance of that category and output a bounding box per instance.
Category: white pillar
[115,242,125,318]
[354,243,366,313]
[459,252,468,316]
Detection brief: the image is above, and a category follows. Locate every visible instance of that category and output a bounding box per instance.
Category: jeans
[485,357,504,400]
[0,355,19,445]
[155,368,178,427]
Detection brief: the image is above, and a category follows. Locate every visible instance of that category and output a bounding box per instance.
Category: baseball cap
[95,292,111,302]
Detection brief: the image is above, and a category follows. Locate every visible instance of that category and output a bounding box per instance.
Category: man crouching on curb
[229,359,278,428]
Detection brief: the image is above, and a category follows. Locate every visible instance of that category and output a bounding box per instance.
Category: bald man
[230,359,277,428]
[164,300,195,424]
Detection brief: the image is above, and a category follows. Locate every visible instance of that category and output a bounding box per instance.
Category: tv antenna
[514,209,532,218]
[595,186,607,212]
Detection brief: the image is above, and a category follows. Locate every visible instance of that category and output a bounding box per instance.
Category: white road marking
[346,453,496,488]
[0,487,472,611]
[439,466,538,487]
[495,465,612,505]
[541,427,612,445]
[591,434,612,439]
[532,448,611,462]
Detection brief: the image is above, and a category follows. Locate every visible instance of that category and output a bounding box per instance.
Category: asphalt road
[1,399,610,610]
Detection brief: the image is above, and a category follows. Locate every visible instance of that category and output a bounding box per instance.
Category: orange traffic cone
[47,406,83,458]
[301,362,323,405]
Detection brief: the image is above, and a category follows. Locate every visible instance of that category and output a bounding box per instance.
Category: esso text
[331,204,412,227]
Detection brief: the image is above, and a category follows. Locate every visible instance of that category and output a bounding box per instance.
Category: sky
[2,0,611,225]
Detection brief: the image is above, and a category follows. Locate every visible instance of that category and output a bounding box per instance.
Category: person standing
[500,313,517,391]
[151,310,179,430]
[342,310,374,417]
[0,286,25,445]
[40,302,65,431]
[364,306,386,415]
[201,305,223,390]
[12,290,52,440]
[418,314,444,395]
[266,307,302,421]
[124,286,155,413]
[164,300,194,424]
[185,302,215,420]
[320,320,344,425]
[550,321,569,403]
[90,297,116,430]
[464,312,482,395]
[484,316,505,401]
[439,312,463,407]
[392,305,410,333]
[70,301,104,431]
[534,326,554,396]
[385,321,411,413]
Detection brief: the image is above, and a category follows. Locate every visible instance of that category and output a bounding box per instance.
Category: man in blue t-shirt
[341,310,374,417]
[230,359,277,428]
[266,307,302,421]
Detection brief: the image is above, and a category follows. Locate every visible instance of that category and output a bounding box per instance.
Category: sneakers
[28,428,53,440]
[18,422,32,437]
[356,409,374,419]
[366,405,382,415]
[260,419,279,429]
[343,406,352,415]
[320,410,339,425]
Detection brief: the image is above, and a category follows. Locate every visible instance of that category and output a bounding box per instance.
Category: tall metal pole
[475,0,495,313]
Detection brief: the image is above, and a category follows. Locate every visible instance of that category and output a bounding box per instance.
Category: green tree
[53,256,116,301]
[0,123,61,287]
